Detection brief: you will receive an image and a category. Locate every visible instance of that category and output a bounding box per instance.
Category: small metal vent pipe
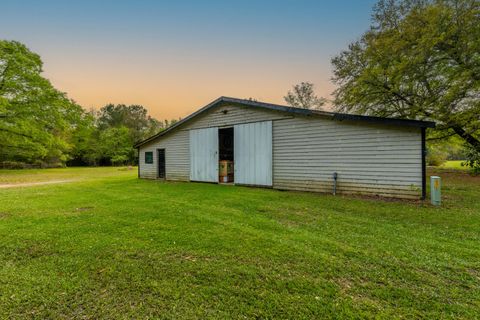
[333,172,338,195]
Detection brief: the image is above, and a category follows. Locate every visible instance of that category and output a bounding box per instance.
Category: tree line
[69,104,178,167]
[1,0,479,171]
[0,40,176,168]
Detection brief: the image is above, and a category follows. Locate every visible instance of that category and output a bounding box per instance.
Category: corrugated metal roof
[134,96,436,148]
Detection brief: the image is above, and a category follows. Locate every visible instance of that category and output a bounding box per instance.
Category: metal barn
[135,97,435,199]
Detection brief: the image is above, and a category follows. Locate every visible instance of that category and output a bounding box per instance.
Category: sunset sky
[2,0,376,119]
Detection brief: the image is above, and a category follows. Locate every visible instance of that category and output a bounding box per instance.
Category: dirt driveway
[0,180,75,189]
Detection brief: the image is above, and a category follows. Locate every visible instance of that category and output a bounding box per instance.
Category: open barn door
[234,121,272,186]
[189,127,218,182]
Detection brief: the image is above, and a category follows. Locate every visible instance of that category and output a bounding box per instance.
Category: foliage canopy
[332,0,480,153]
[0,40,173,167]
[0,40,84,165]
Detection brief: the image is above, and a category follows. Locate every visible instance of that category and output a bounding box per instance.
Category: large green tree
[0,40,85,165]
[0,39,172,167]
[332,0,480,151]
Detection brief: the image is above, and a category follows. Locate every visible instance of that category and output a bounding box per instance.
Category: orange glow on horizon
[43,58,336,120]
[3,0,374,121]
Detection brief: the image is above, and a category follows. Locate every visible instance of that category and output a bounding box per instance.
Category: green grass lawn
[0,167,479,319]
[0,166,136,184]
[438,160,468,170]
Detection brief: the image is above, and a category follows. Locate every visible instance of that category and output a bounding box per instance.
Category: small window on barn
[145,151,153,164]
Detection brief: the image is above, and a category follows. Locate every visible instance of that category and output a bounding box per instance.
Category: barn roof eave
[134,96,435,148]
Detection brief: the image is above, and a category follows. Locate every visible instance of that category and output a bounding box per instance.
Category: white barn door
[189,127,218,182]
[234,121,272,186]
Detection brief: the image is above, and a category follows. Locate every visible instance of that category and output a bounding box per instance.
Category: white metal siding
[138,130,189,180]
[188,105,291,130]
[234,121,272,186]
[138,103,423,199]
[189,127,218,182]
[273,117,422,198]
[139,104,289,181]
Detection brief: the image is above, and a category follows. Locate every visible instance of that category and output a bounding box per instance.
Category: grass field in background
[438,160,468,170]
[0,167,479,318]
[0,166,136,184]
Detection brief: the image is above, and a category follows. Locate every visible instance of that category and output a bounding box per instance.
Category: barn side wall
[138,104,423,199]
[272,117,422,198]
[138,129,189,180]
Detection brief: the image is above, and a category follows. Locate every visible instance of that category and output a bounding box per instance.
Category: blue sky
[1,0,377,118]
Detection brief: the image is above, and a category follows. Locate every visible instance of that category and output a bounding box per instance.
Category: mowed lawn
[0,167,479,319]
[439,160,469,170]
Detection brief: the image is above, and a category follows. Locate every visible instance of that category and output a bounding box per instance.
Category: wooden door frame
[157,148,166,179]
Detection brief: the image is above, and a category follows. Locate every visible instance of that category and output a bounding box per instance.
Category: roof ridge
[134,96,435,148]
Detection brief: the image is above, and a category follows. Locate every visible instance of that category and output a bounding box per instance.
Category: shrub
[426,145,448,166]
[462,146,480,174]
[1,161,27,169]
[0,160,64,169]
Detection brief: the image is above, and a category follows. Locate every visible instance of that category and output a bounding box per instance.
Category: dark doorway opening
[219,128,234,161]
[157,149,165,179]
[218,128,234,183]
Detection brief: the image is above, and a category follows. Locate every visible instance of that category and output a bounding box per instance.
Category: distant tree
[284,82,326,110]
[331,0,480,155]
[163,119,170,129]
[98,127,134,166]
[91,103,174,165]
[0,40,85,166]
[162,118,179,129]
[168,118,179,127]
[144,117,163,138]
[97,104,160,142]
[69,110,100,165]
